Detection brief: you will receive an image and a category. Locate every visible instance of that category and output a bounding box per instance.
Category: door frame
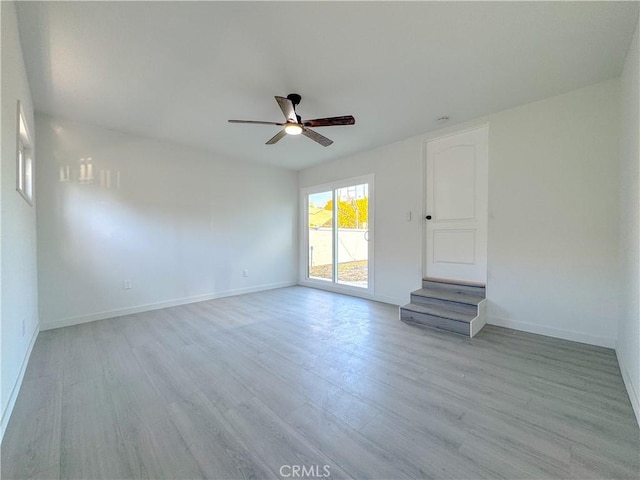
[299,174,375,297]
[422,123,489,284]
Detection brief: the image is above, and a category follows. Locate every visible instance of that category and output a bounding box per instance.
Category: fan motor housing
[287,93,302,106]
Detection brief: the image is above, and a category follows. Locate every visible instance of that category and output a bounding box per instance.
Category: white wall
[487,80,621,347]
[36,115,297,329]
[1,1,39,439]
[299,79,622,348]
[618,16,640,424]
[299,138,424,305]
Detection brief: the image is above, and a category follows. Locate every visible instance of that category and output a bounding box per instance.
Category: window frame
[299,174,375,297]
[16,100,34,206]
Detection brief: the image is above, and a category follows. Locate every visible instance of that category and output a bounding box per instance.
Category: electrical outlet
[242,269,249,277]
[122,279,132,290]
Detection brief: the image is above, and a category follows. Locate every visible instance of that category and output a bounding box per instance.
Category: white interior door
[425,125,488,284]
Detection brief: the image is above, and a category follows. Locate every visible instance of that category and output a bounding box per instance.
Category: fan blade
[266,129,287,145]
[303,115,355,128]
[228,120,284,126]
[302,127,333,147]
[275,96,298,123]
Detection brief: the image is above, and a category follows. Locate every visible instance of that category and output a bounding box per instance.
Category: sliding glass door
[303,176,373,293]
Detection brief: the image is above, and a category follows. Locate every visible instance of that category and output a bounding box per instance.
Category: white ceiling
[16,1,639,170]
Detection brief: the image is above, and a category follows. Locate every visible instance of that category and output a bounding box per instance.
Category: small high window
[16,100,33,205]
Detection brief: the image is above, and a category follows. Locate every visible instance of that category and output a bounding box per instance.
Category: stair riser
[409,294,478,315]
[400,309,471,336]
[422,280,485,296]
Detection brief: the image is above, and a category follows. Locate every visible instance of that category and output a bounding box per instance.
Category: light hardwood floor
[2,286,639,479]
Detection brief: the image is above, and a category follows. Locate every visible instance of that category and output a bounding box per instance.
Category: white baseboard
[372,293,405,306]
[1,325,39,442]
[487,315,616,349]
[617,350,640,427]
[297,280,404,307]
[41,282,296,331]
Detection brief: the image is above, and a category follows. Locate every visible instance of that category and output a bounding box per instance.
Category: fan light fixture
[284,123,303,135]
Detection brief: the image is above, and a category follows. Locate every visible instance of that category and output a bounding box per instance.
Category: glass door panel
[308,191,333,281]
[336,184,369,287]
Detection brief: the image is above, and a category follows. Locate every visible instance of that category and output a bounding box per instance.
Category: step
[422,278,486,297]
[400,303,474,336]
[401,279,487,337]
[411,288,484,314]
[401,302,477,323]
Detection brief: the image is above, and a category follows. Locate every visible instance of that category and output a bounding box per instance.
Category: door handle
[425,215,432,220]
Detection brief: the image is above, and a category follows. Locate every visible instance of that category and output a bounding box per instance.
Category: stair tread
[423,277,485,288]
[401,302,476,323]
[411,288,485,305]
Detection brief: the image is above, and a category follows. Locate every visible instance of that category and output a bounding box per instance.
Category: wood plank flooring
[2,286,638,479]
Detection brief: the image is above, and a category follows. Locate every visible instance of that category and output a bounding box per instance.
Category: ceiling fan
[228,93,355,147]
